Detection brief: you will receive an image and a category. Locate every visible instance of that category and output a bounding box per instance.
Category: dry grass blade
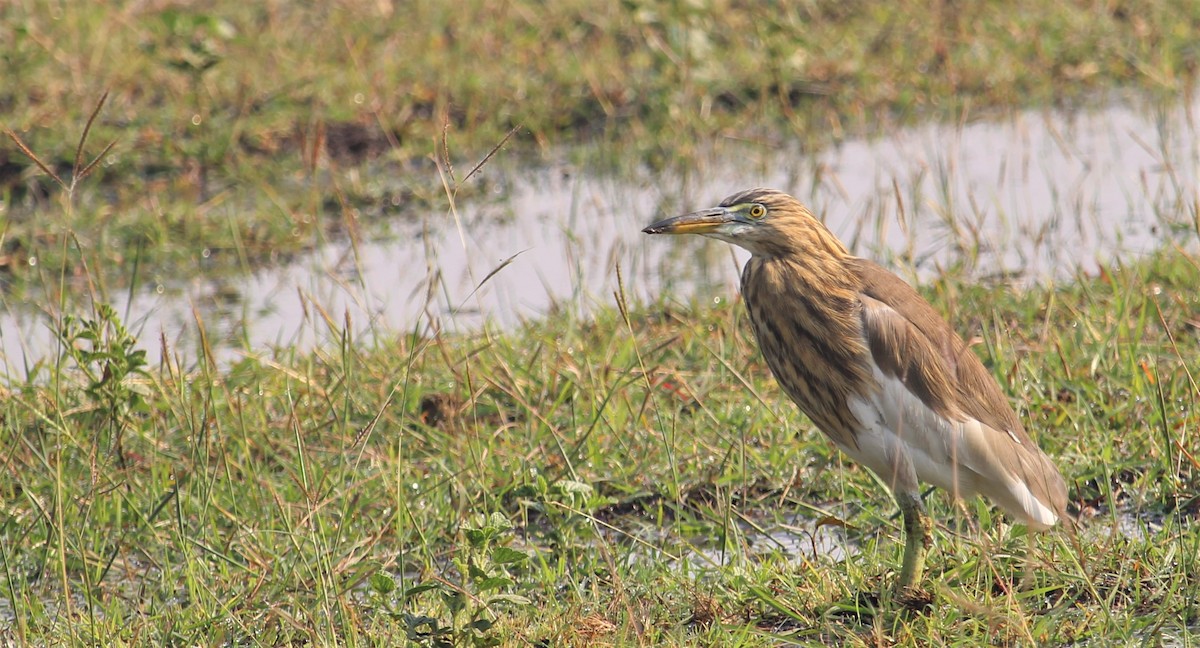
[3,127,66,189]
[461,125,521,187]
[466,250,526,302]
[74,139,117,185]
[440,122,455,186]
[73,91,112,183]
[2,91,116,195]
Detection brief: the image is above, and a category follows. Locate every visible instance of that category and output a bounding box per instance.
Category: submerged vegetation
[1,0,1199,645]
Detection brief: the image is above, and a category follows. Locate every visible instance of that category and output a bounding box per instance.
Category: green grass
[1,245,1197,645]
[3,0,1199,290]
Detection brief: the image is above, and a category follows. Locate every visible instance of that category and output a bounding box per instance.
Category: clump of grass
[1,241,1197,644]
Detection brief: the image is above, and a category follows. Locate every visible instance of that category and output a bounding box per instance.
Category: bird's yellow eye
[748,204,766,219]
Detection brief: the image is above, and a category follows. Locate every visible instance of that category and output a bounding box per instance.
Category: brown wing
[847,258,1069,525]
[847,258,1027,438]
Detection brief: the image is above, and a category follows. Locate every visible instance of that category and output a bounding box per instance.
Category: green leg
[896,490,933,593]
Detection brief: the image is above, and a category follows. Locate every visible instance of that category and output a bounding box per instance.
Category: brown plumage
[643,187,1068,594]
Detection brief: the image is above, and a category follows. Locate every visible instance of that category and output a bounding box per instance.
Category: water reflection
[2,95,1196,370]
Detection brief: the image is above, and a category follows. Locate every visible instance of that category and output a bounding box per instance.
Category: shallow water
[2,94,1197,370]
[685,514,853,568]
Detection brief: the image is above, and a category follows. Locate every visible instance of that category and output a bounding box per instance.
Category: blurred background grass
[3,0,1198,289]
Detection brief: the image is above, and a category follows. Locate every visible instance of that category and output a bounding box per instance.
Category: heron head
[642,188,848,259]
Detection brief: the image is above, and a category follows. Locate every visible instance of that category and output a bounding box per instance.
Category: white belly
[843,365,1058,528]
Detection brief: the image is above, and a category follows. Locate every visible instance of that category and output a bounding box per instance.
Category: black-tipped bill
[642,207,732,235]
